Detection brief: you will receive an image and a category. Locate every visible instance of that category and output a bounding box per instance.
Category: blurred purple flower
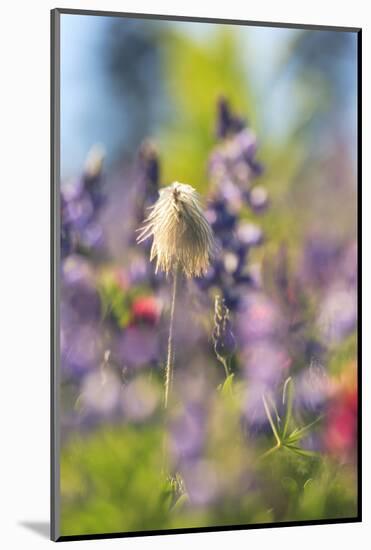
[121,377,160,421]
[215,96,246,139]
[60,146,106,257]
[170,404,205,462]
[237,293,283,344]
[61,322,103,375]
[247,185,269,213]
[62,255,101,322]
[236,222,263,247]
[181,459,220,506]
[115,325,160,368]
[198,99,267,311]
[242,342,291,386]
[301,236,342,288]
[317,284,357,345]
[242,381,274,429]
[81,369,121,415]
[294,362,332,414]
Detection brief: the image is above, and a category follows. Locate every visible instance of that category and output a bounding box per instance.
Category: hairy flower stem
[164,266,179,408]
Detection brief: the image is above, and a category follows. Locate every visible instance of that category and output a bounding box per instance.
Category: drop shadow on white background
[18,522,49,540]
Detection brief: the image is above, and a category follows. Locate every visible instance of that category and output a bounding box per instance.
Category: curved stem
[219,355,230,380]
[213,345,230,378]
[164,266,179,408]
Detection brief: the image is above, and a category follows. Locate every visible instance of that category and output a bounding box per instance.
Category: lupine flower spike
[212,294,236,379]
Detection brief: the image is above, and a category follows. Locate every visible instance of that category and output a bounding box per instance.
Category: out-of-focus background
[59,13,358,537]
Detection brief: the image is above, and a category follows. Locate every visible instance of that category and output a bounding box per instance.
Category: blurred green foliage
[61,426,168,536]
[157,27,318,258]
[61,420,357,536]
[61,374,357,536]
[159,29,254,193]
[328,333,357,376]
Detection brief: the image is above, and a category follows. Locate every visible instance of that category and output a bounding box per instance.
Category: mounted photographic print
[51,8,361,542]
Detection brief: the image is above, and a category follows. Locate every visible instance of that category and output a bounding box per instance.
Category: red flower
[325,385,357,458]
[132,296,160,325]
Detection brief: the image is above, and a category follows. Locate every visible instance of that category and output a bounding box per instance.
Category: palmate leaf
[261,377,322,461]
[284,445,319,458]
[285,416,323,445]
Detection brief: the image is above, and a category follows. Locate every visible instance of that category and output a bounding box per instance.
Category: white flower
[137,182,214,278]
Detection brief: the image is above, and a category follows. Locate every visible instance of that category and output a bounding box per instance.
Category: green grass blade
[262,394,281,446]
[266,393,281,426]
[282,377,294,440]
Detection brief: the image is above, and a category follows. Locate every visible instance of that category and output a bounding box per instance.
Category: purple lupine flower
[300,236,343,288]
[242,342,291,387]
[215,96,246,139]
[170,403,206,463]
[61,321,104,376]
[340,241,357,286]
[197,99,267,311]
[237,292,284,344]
[212,295,236,377]
[209,126,262,197]
[134,140,160,226]
[114,325,160,369]
[294,361,332,415]
[181,459,221,506]
[317,284,357,346]
[138,140,160,201]
[61,255,101,322]
[247,185,269,213]
[60,146,106,258]
[132,140,171,291]
[236,222,264,248]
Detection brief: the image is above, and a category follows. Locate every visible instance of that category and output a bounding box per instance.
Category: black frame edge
[57,516,361,543]
[356,27,362,523]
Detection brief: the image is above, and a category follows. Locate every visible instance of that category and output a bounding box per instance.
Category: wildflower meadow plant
[61,145,106,258]
[137,182,214,407]
[212,294,236,379]
[197,99,267,311]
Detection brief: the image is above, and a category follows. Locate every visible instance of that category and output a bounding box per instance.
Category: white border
[1,1,368,548]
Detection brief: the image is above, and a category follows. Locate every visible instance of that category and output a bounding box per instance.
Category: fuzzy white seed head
[137,182,214,278]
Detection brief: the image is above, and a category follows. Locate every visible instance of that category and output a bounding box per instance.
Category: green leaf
[281,476,299,495]
[304,478,313,490]
[282,377,294,439]
[220,373,234,397]
[284,444,319,458]
[266,393,281,427]
[286,416,323,445]
[171,493,189,512]
[262,394,281,446]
